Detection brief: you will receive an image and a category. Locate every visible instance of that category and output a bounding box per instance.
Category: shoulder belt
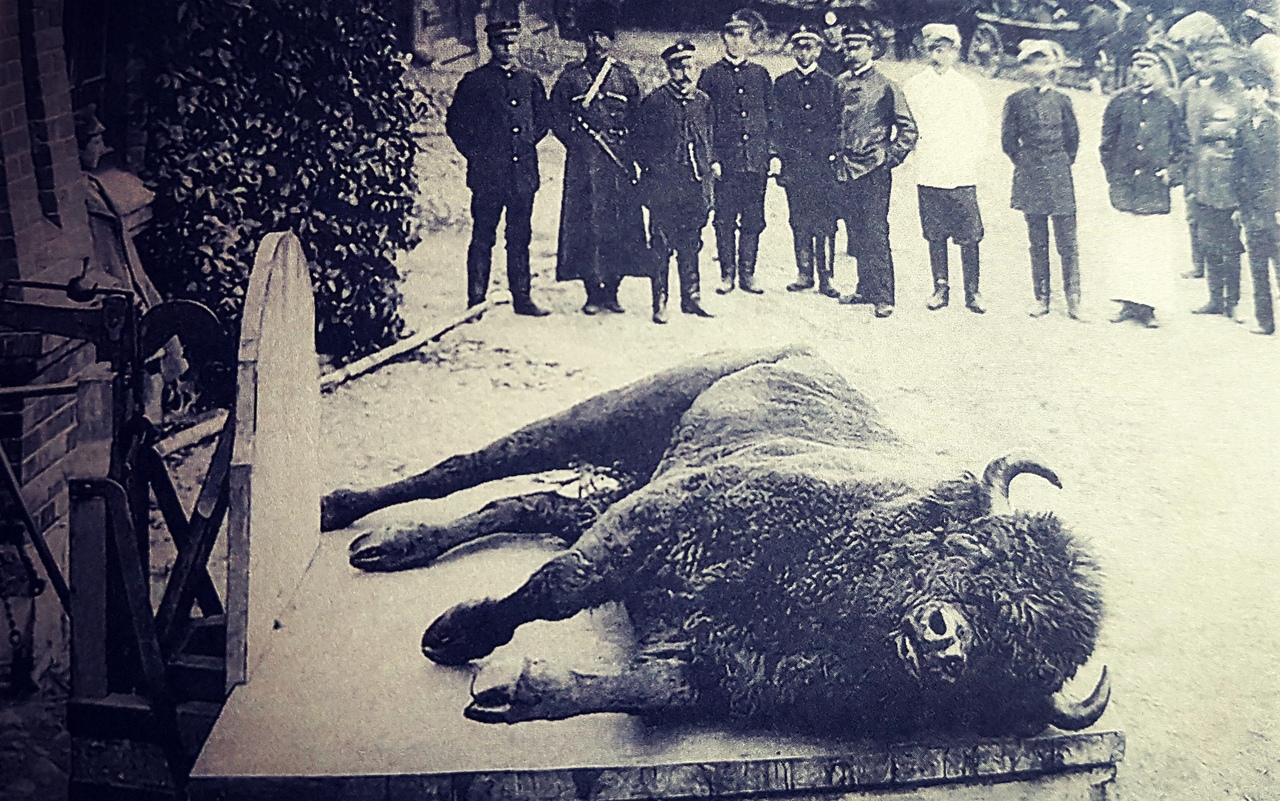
[581,57,615,109]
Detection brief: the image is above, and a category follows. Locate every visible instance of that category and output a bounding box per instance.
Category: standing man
[1099,46,1190,329]
[445,19,551,316]
[1001,40,1081,320]
[834,18,917,318]
[1236,64,1280,335]
[549,1,649,315]
[903,23,989,314]
[818,10,847,77]
[774,24,841,298]
[1179,41,1240,281]
[634,39,716,324]
[698,8,775,295]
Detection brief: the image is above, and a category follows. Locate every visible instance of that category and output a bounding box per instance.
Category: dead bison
[322,346,1108,737]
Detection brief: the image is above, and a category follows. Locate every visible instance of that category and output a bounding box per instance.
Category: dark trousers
[844,166,895,304]
[467,187,535,307]
[651,221,705,310]
[928,240,980,299]
[785,184,836,286]
[1025,213,1079,306]
[1197,206,1244,310]
[713,171,767,282]
[1246,221,1279,330]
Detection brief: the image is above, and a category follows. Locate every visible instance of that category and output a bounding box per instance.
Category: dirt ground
[320,40,1280,801]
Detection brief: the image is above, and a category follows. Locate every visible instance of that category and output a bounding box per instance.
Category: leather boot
[508,254,549,316]
[787,235,815,291]
[815,235,839,297]
[961,244,984,314]
[1193,255,1225,314]
[926,240,949,310]
[466,245,491,308]
[677,248,713,317]
[600,279,625,314]
[651,280,669,324]
[738,232,764,294]
[715,223,737,294]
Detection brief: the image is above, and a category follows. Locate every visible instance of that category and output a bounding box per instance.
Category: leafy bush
[138,0,423,362]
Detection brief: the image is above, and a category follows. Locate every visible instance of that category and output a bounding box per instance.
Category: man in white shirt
[903,24,988,313]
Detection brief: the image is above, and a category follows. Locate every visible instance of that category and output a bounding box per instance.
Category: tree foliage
[138,0,423,362]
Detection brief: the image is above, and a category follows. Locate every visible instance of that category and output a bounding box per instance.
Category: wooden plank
[69,481,109,699]
[225,231,321,689]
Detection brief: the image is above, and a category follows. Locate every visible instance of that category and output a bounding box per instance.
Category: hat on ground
[662,38,697,64]
[724,8,767,35]
[1017,39,1064,64]
[485,18,521,42]
[577,1,618,38]
[842,18,875,44]
[921,23,961,48]
[790,24,823,45]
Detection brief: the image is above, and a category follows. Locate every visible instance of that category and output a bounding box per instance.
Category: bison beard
[324,346,1107,738]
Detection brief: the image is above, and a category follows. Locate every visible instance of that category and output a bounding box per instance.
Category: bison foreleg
[348,491,600,572]
[464,656,694,724]
[321,345,810,531]
[421,548,615,665]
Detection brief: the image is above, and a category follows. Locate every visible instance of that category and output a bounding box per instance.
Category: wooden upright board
[225,231,321,688]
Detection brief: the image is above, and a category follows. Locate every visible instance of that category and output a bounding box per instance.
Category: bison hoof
[349,524,447,572]
[464,660,564,724]
[321,488,369,532]
[422,599,515,665]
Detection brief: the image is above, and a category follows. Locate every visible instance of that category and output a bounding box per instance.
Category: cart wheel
[967,23,1002,77]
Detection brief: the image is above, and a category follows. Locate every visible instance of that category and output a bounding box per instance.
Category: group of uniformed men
[444,3,1280,333]
[446,3,925,323]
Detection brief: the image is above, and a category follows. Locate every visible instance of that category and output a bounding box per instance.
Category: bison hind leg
[349,490,605,572]
[464,655,695,724]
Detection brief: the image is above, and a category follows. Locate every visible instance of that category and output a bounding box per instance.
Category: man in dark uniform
[549,1,649,315]
[774,24,841,298]
[834,18,917,319]
[698,8,775,295]
[818,10,847,77]
[445,19,551,316]
[634,40,716,324]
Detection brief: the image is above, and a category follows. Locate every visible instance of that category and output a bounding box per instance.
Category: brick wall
[1,0,97,684]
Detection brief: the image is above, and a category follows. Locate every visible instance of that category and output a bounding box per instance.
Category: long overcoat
[1099,87,1189,215]
[445,62,549,196]
[1001,87,1079,216]
[550,57,651,283]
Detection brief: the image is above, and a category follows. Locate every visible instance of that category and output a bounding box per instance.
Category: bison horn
[982,454,1063,513]
[1049,665,1111,730]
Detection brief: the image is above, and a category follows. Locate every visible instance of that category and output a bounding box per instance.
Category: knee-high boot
[961,243,984,314]
[738,231,763,294]
[788,233,815,291]
[926,240,949,310]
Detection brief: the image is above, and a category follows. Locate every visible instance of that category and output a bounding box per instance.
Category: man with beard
[445,18,551,316]
[774,24,840,298]
[549,1,649,315]
[698,8,775,296]
[634,39,716,324]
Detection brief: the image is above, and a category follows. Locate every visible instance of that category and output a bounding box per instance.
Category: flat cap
[661,38,697,63]
[790,24,823,44]
[921,23,961,47]
[485,18,521,40]
[842,19,875,43]
[1017,38,1065,64]
[725,8,766,34]
[1129,45,1161,66]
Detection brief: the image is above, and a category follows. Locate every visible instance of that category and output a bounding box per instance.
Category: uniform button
[804,104,811,110]
[1134,169,1141,175]
[513,155,520,162]
[510,99,518,106]
[743,133,750,141]
[737,88,744,94]
[512,126,520,133]
[1136,144,1144,151]
[741,111,747,117]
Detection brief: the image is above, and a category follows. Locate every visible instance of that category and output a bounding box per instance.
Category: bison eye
[929,608,947,635]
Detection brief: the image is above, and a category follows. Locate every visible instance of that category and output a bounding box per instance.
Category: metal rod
[0,446,72,613]
[0,381,79,399]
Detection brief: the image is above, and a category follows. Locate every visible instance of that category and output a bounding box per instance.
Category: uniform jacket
[445,61,549,195]
[549,56,649,282]
[1001,86,1079,215]
[1235,107,1280,225]
[773,66,839,187]
[902,65,988,189]
[817,47,846,80]
[833,64,917,182]
[1099,86,1189,215]
[634,81,715,217]
[1185,87,1248,210]
[697,57,775,175]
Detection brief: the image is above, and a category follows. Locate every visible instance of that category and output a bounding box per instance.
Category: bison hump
[656,354,896,474]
